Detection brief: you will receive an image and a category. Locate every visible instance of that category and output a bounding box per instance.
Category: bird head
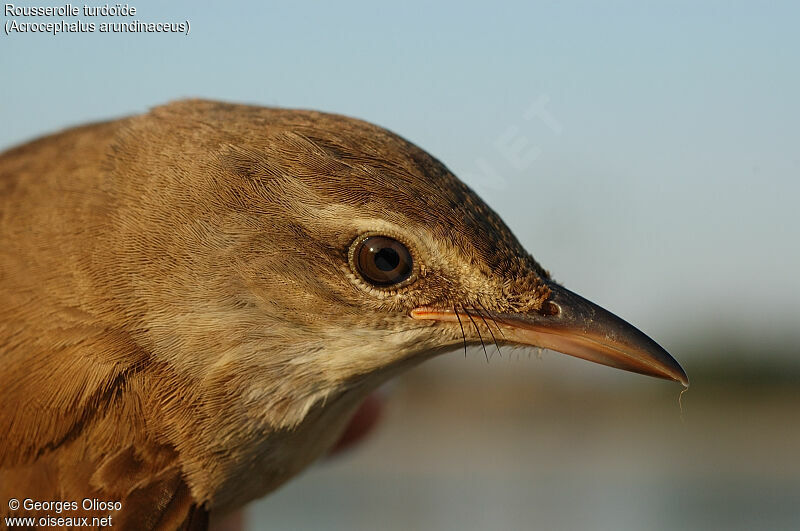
[103,100,686,506]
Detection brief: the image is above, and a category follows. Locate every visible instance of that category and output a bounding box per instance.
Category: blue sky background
[2,1,799,362]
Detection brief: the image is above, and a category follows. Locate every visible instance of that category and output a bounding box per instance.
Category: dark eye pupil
[374,248,400,271]
[353,235,414,287]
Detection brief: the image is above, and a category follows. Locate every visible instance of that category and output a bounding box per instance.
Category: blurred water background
[251,348,800,530]
[2,1,798,529]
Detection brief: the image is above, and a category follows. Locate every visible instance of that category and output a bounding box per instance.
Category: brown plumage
[0,100,686,529]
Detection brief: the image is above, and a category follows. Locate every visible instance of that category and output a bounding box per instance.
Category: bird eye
[353,236,414,287]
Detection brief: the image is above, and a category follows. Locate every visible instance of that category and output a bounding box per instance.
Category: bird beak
[411,282,688,387]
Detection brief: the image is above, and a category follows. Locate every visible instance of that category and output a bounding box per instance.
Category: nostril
[540,301,561,316]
